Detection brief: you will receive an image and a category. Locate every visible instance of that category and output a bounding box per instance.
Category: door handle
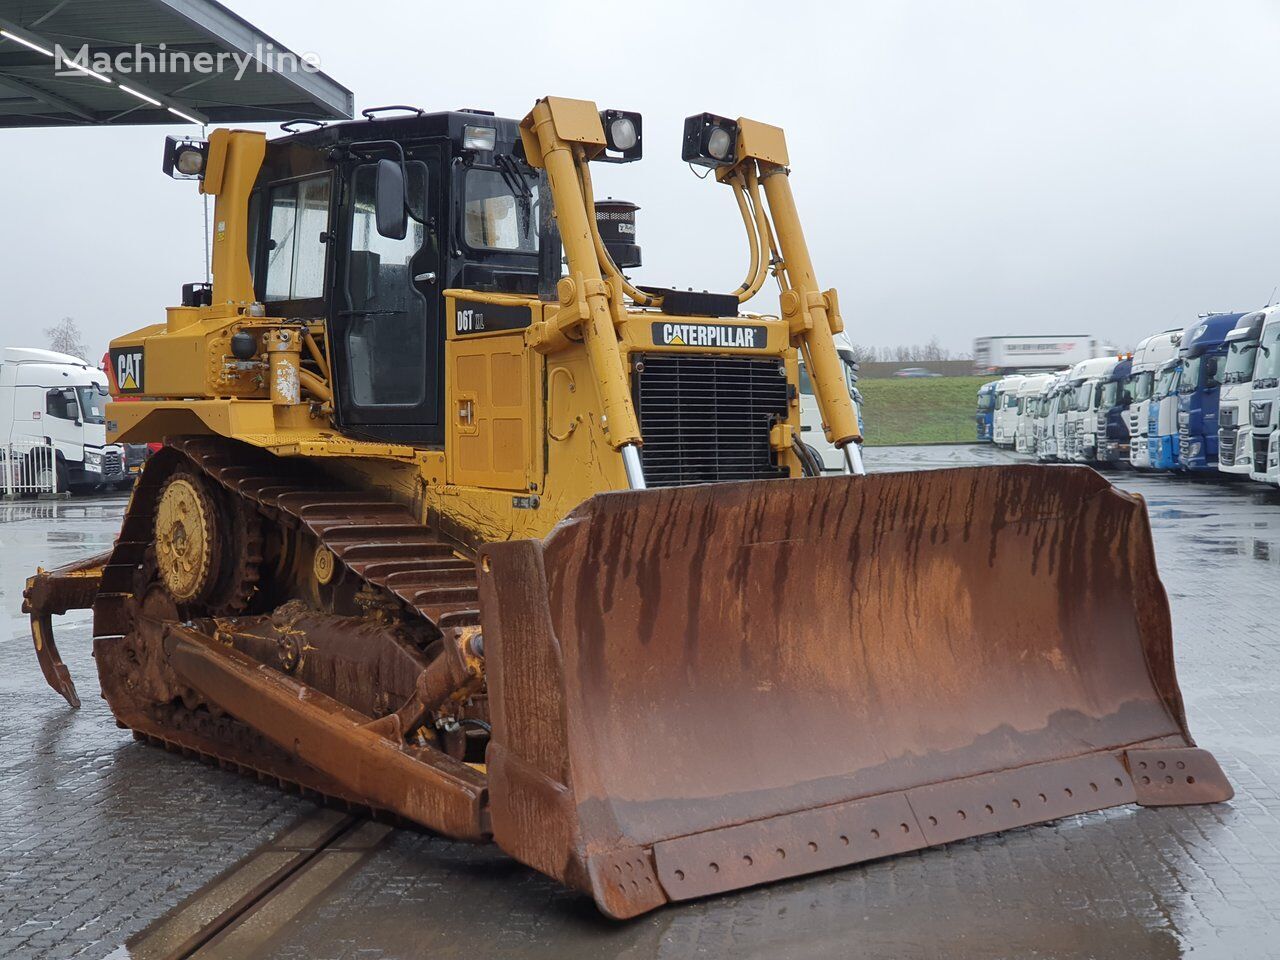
[414,272,437,284]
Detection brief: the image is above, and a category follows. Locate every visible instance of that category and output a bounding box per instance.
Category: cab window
[463,168,538,252]
[264,175,331,302]
[45,387,77,420]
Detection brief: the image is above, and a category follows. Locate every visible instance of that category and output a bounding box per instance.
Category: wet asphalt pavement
[2,446,1278,959]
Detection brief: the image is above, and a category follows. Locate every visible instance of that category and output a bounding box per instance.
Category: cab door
[43,387,83,463]
[330,148,444,445]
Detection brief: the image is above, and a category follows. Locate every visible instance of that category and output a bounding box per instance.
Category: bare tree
[844,342,879,364]
[867,338,960,363]
[857,341,971,363]
[44,317,87,360]
[920,336,951,362]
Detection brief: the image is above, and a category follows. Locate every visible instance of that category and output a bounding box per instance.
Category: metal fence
[1,441,58,497]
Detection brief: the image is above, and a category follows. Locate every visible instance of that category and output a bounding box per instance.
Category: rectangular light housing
[462,124,496,151]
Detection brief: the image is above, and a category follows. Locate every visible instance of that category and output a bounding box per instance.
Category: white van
[1126,329,1182,469]
[992,375,1025,447]
[0,347,126,493]
[798,336,863,472]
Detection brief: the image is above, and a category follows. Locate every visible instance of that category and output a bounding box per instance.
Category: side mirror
[375,158,408,240]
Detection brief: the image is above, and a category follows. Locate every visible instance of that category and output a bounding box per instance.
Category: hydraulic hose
[577,156,771,309]
[731,173,768,302]
[576,157,657,307]
[793,437,824,477]
[747,166,789,292]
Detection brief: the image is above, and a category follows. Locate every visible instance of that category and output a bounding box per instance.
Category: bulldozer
[25,96,1231,919]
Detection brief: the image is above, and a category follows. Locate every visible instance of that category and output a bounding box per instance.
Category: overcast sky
[4,0,1280,361]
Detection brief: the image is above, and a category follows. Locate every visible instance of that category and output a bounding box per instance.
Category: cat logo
[652,322,766,350]
[110,348,145,394]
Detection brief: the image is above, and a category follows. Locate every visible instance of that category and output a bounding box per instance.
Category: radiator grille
[102,451,122,477]
[1219,432,1236,465]
[632,354,789,487]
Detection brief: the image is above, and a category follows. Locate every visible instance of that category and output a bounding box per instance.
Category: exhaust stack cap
[596,198,641,270]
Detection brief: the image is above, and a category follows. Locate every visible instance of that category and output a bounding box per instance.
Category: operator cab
[241,109,556,446]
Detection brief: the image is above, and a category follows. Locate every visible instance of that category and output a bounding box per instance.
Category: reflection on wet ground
[2,450,1278,959]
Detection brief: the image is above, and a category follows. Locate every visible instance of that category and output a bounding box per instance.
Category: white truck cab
[0,347,125,493]
[1034,372,1070,460]
[1062,357,1117,462]
[1127,329,1182,469]
[992,375,1025,448]
[1038,376,1070,461]
[1014,374,1052,454]
[1218,310,1267,476]
[1249,310,1280,486]
[798,336,863,472]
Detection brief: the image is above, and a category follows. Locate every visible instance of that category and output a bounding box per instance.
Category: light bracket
[598,109,642,163]
[682,112,738,168]
[162,136,210,180]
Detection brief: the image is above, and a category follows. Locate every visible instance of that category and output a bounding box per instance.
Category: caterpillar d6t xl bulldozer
[25,97,1231,918]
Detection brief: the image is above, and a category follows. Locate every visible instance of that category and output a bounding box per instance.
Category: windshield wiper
[496,154,534,240]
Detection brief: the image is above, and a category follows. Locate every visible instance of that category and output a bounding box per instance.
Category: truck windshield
[977,392,995,412]
[1072,382,1093,410]
[1129,371,1153,402]
[1223,338,1258,384]
[463,168,539,253]
[1155,365,1180,398]
[1255,325,1280,381]
[1179,354,1221,394]
[75,385,107,424]
[1178,357,1201,393]
[1100,381,1120,408]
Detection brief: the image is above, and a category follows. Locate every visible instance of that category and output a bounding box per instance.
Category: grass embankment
[859,376,988,446]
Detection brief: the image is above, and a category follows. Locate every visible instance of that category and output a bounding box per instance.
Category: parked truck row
[978,310,1280,490]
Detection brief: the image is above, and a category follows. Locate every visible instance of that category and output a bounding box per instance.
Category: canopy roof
[0,0,352,127]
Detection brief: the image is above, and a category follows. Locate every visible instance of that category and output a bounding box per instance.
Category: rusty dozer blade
[22,551,111,708]
[479,465,1232,919]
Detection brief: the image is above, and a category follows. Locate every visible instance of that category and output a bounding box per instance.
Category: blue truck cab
[976,380,998,441]
[1176,312,1245,471]
[1094,356,1134,464]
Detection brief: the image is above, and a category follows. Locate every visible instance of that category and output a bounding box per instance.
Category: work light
[599,109,642,162]
[682,113,738,168]
[162,136,209,180]
[462,124,497,152]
